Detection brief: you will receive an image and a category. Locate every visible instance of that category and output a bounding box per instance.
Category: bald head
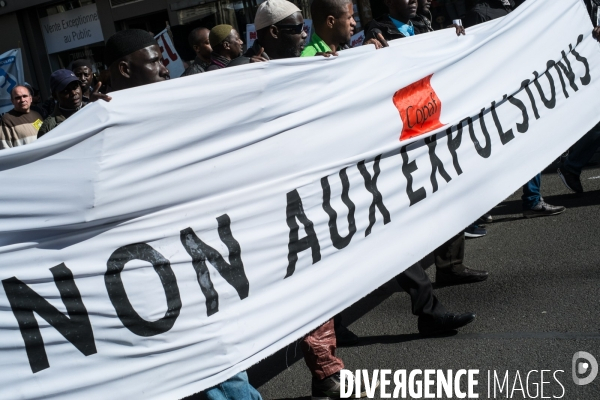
[11,86,32,113]
[188,27,212,61]
[189,27,209,47]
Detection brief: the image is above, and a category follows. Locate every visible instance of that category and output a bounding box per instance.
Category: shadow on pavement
[184,392,312,400]
[489,189,600,221]
[272,397,311,400]
[355,329,459,347]
[352,333,422,346]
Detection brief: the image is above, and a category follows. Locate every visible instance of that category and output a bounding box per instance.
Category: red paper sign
[393,74,444,141]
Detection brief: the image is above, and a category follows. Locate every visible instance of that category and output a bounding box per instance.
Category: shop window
[50,44,106,72]
[39,0,96,17]
[116,10,170,35]
[110,0,144,7]
[174,0,255,51]
[171,0,317,52]
[176,2,219,26]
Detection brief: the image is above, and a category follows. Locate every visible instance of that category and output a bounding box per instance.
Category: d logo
[572,351,598,385]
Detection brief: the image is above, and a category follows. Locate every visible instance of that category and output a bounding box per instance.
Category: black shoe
[418,312,476,335]
[478,213,493,224]
[557,167,583,193]
[312,372,342,400]
[312,371,376,399]
[335,325,359,347]
[436,267,488,286]
[522,199,566,218]
[464,224,487,238]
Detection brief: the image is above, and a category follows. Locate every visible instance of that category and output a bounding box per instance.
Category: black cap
[50,69,81,93]
[104,29,159,67]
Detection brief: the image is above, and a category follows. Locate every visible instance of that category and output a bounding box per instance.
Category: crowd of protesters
[1,0,599,398]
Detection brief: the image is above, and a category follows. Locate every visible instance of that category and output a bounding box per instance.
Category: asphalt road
[244,153,600,400]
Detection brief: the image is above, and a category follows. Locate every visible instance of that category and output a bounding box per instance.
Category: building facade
[0,0,458,100]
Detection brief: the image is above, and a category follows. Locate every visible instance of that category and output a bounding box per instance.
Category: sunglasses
[275,23,305,34]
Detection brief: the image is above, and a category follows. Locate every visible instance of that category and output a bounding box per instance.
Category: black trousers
[395,262,445,319]
[434,232,466,273]
[335,232,465,326]
[395,232,466,319]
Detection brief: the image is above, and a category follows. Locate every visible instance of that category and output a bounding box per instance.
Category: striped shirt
[0,109,43,149]
[206,53,232,71]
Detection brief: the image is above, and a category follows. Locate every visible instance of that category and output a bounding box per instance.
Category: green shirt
[301,33,332,57]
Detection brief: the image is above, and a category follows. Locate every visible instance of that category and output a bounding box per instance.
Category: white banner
[0,49,24,115]
[155,28,186,79]
[39,4,104,54]
[0,0,599,398]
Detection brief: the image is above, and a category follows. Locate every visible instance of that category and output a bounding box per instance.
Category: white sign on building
[39,4,104,54]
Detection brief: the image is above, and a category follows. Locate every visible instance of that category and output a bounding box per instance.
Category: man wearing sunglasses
[243,21,305,62]
[249,0,307,60]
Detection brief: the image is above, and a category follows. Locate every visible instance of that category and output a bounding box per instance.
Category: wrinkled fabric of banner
[1,0,599,398]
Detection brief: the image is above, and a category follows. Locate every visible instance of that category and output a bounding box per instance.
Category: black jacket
[364,15,426,43]
[463,0,514,28]
[411,13,434,33]
[243,40,270,60]
[181,56,209,77]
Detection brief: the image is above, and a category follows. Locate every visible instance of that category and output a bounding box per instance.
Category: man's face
[73,66,92,86]
[387,0,418,21]
[333,3,357,44]
[127,44,170,87]
[55,81,82,110]
[418,0,432,14]
[225,29,244,58]
[193,29,212,59]
[276,12,308,58]
[11,87,32,113]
